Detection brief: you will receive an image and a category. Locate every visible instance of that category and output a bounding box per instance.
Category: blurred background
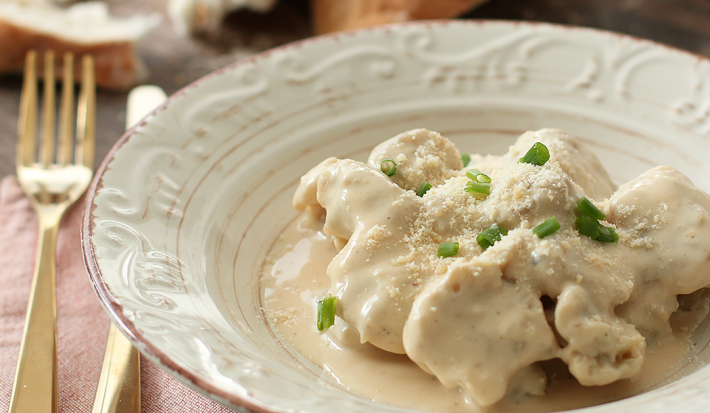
[1,0,709,177]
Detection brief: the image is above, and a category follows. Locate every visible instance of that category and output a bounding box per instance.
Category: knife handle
[125,85,168,129]
[91,324,141,413]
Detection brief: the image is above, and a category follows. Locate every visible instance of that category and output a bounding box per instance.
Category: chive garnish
[576,215,618,243]
[465,181,490,195]
[575,215,600,240]
[575,198,618,243]
[317,296,337,331]
[477,224,508,251]
[466,169,491,183]
[577,197,606,221]
[519,142,550,166]
[381,158,397,176]
[533,216,560,239]
[597,226,619,243]
[461,153,471,167]
[417,182,432,197]
[477,174,491,183]
[437,242,459,258]
[465,169,492,197]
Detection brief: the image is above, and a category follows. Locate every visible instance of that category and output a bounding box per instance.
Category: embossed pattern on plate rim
[81,19,710,413]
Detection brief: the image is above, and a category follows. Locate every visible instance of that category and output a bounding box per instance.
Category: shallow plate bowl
[83,20,710,413]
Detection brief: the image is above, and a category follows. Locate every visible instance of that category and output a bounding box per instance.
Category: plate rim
[81,18,710,412]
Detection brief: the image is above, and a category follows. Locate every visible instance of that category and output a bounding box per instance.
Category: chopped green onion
[477,224,508,251]
[575,196,619,243]
[317,296,337,331]
[465,181,490,195]
[533,216,560,239]
[466,169,480,180]
[466,169,491,183]
[575,216,619,243]
[417,181,432,197]
[381,158,397,177]
[465,169,492,198]
[575,215,600,240]
[577,197,606,221]
[476,174,491,183]
[461,153,471,167]
[437,242,459,258]
[519,142,550,166]
[597,226,619,243]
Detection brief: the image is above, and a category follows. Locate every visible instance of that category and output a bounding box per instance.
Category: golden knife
[91,85,167,413]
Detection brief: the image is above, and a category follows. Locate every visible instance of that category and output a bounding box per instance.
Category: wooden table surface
[1,0,710,178]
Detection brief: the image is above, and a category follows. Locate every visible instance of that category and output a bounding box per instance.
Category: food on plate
[263,128,710,410]
[0,0,158,90]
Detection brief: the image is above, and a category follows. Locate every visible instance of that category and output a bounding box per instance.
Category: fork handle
[10,216,61,413]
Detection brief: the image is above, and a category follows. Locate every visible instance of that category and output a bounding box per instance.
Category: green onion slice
[576,216,619,243]
[476,174,491,183]
[466,169,491,183]
[519,142,550,166]
[575,215,600,240]
[417,181,432,197]
[465,169,492,198]
[533,216,560,239]
[577,197,606,220]
[461,153,471,167]
[477,223,508,251]
[381,158,397,177]
[317,296,337,331]
[465,181,490,195]
[437,242,459,258]
[597,226,619,243]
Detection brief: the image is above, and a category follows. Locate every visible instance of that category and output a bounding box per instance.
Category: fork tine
[40,50,56,166]
[57,53,74,166]
[75,55,95,169]
[17,50,37,168]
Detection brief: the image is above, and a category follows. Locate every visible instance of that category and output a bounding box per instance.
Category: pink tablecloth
[0,176,237,412]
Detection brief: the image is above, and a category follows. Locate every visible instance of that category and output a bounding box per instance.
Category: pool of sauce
[261,213,698,413]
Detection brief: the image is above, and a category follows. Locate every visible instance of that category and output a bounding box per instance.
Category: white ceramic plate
[83,20,710,413]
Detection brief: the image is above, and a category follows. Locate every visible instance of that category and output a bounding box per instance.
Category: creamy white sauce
[262,214,701,412]
[262,128,710,411]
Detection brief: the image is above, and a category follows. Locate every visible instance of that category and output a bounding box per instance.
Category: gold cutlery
[10,50,95,413]
[91,324,141,413]
[91,85,167,413]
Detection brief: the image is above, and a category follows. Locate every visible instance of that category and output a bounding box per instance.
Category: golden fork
[10,50,95,413]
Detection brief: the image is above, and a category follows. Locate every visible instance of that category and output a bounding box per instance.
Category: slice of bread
[312,0,489,34]
[168,0,278,35]
[0,1,159,90]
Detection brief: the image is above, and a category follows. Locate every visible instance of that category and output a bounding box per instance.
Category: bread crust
[311,0,489,34]
[0,19,145,90]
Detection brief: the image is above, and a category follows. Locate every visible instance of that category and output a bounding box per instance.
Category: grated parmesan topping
[293,128,710,406]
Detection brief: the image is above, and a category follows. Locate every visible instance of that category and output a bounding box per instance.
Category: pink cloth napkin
[0,176,237,412]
